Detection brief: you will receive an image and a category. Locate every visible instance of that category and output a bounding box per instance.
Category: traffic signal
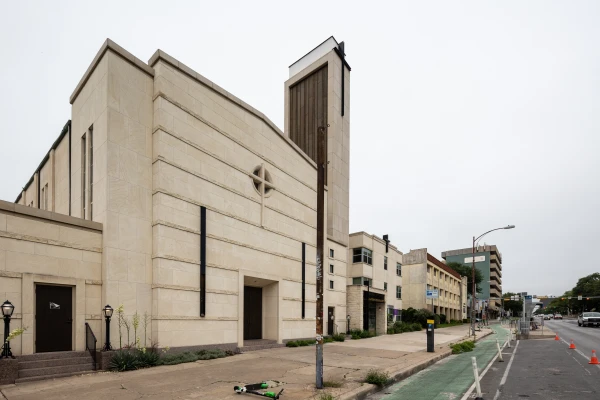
[587,298,590,300]
[561,298,565,300]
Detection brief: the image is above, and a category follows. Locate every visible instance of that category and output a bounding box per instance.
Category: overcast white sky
[1,1,598,297]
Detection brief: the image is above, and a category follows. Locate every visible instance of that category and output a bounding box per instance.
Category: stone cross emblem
[251,163,274,227]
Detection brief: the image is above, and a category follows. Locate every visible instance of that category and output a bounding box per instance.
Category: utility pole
[471,236,476,339]
[315,125,327,389]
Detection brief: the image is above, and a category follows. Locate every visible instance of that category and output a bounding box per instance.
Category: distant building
[401,249,467,321]
[442,245,503,317]
[347,232,403,334]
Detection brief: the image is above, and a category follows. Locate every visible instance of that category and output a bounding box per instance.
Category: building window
[384,256,388,270]
[384,282,388,291]
[396,263,402,276]
[44,183,49,211]
[329,264,334,274]
[329,280,334,290]
[427,266,431,274]
[353,277,372,287]
[330,249,334,258]
[352,277,362,285]
[434,269,437,277]
[396,286,402,299]
[352,248,372,265]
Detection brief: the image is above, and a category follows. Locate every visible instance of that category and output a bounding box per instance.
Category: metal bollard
[496,339,504,362]
[506,335,511,348]
[471,357,483,399]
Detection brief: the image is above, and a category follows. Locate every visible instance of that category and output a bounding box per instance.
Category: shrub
[196,349,227,360]
[159,352,199,365]
[440,314,447,324]
[387,328,394,334]
[332,333,345,342]
[360,330,371,338]
[450,340,476,354]
[351,333,361,340]
[286,341,299,347]
[109,350,139,371]
[323,336,334,343]
[411,323,422,331]
[365,369,390,386]
[137,348,160,368]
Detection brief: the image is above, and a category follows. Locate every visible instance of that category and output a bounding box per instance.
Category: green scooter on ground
[234,382,284,399]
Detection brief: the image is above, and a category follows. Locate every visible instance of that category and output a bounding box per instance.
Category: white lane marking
[492,340,520,400]
[558,337,600,369]
[460,339,509,400]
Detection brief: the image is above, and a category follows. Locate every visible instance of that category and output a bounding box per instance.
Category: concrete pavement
[0,325,471,400]
[367,323,508,400]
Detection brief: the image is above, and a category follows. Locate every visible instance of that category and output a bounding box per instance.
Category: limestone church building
[1,37,365,355]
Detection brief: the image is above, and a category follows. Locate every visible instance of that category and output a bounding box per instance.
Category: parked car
[553,314,563,320]
[578,312,600,327]
[543,315,552,320]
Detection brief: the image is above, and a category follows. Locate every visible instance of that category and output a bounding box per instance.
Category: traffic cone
[589,350,599,365]
[554,334,559,341]
[569,340,576,350]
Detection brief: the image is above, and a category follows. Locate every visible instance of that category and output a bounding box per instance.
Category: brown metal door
[36,285,73,352]
[244,286,262,340]
[328,307,335,335]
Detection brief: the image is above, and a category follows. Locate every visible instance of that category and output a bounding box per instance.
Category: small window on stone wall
[251,165,273,197]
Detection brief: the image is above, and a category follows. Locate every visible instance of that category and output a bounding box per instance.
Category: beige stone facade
[346,232,403,334]
[6,37,355,354]
[402,248,464,321]
[0,200,102,355]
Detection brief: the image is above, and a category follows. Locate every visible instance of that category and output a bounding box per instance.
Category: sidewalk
[1,325,471,400]
[368,323,509,400]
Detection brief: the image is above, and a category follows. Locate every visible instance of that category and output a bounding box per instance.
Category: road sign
[426,290,439,299]
[578,295,583,300]
[525,295,533,303]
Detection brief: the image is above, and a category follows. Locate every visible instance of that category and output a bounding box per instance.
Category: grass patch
[365,369,390,387]
[286,341,299,347]
[158,349,229,365]
[323,380,342,388]
[450,340,476,354]
[437,321,464,329]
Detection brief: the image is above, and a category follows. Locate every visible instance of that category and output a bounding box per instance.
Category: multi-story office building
[346,232,403,334]
[441,245,503,316]
[402,249,467,321]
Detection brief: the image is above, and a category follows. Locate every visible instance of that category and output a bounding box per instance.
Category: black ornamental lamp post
[102,305,113,351]
[346,315,351,334]
[2,300,15,358]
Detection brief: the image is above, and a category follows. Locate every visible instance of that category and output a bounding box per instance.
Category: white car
[553,314,563,320]
[543,315,552,320]
[578,312,600,327]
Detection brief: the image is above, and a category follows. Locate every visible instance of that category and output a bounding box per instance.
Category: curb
[338,332,482,400]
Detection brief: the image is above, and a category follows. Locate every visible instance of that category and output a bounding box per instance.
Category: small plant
[318,393,334,400]
[286,341,299,347]
[332,333,345,342]
[132,311,140,346]
[351,333,361,340]
[365,369,390,387]
[4,326,27,343]
[137,347,160,368]
[143,312,151,347]
[450,340,476,354]
[323,380,342,388]
[323,336,334,343]
[109,350,139,371]
[117,305,125,349]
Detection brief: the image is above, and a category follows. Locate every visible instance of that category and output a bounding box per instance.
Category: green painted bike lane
[377,324,509,400]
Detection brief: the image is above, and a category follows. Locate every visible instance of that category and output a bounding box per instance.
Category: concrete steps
[17,351,97,382]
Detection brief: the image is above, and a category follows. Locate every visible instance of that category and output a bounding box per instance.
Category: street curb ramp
[338,330,494,400]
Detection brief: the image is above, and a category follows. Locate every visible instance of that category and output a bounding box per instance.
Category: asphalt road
[475,320,600,399]
[545,318,600,357]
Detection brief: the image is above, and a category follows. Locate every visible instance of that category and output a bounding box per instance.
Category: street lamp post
[2,300,15,359]
[102,305,114,351]
[471,225,515,340]
[346,315,351,334]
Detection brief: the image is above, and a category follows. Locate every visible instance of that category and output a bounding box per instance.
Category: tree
[446,262,483,296]
[572,273,600,312]
[502,292,523,316]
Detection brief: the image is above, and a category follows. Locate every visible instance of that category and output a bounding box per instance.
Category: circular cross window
[252,165,273,197]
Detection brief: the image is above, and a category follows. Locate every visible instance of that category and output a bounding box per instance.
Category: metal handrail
[85,323,97,370]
